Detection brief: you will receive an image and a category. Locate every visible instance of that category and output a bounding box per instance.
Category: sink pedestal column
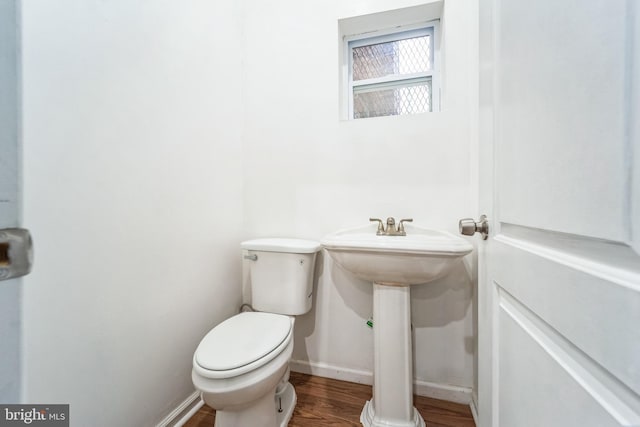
[361,283,425,427]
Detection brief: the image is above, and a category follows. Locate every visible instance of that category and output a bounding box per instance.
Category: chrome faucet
[369,217,413,236]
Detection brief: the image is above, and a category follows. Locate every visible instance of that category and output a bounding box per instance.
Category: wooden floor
[184,372,475,427]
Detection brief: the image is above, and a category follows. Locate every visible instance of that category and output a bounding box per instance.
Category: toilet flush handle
[244,254,258,261]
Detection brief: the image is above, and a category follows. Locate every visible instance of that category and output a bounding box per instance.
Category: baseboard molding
[470,395,479,425]
[156,390,203,427]
[290,358,373,386]
[290,359,472,405]
[413,379,473,405]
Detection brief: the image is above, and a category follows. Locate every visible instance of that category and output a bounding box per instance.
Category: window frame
[344,21,441,119]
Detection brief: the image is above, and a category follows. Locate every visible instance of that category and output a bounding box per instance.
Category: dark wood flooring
[184,371,476,427]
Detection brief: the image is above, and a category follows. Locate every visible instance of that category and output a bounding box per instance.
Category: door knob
[0,228,33,280]
[459,215,489,240]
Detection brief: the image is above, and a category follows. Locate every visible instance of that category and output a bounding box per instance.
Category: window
[346,23,439,119]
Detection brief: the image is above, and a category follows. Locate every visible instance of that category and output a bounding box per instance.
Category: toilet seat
[193,312,293,380]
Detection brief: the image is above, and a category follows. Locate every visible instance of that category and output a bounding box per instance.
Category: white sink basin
[321,224,472,285]
[322,223,473,426]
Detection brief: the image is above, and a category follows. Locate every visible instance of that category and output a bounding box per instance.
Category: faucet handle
[369,218,385,234]
[398,218,413,233]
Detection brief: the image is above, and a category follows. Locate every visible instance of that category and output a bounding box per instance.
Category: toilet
[192,238,320,427]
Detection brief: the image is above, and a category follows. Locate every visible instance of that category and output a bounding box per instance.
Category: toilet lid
[195,312,291,371]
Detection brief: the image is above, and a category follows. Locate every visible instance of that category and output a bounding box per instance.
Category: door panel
[494,232,640,395]
[478,0,640,425]
[498,294,635,427]
[496,0,629,242]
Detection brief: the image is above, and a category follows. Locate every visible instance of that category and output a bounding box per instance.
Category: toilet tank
[241,238,320,315]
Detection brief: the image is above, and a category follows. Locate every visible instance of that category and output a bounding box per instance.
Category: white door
[477,0,640,426]
[0,0,21,403]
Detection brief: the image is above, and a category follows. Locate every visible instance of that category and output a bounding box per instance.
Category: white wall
[19,0,478,422]
[241,0,478,396]
[0,0,21,404]
[21,1,244,425]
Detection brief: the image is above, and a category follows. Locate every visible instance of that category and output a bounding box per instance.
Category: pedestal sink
[321,224,472,427]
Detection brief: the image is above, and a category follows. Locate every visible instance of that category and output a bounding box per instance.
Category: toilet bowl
[192,312,295,426]
[191,238,320,427]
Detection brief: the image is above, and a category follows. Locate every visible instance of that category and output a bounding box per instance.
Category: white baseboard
[290,358,373,385]
[413,379,473,405]
[290,359,472,405]
[470,395,479,426]
[156,390,204,427]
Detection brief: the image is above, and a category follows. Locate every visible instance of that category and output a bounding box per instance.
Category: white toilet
[192,238,320,427]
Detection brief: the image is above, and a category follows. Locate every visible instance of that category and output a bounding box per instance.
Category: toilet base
[212,381,296,427]
[275,382,296,427]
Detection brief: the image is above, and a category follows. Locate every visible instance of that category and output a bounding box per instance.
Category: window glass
[347,24,438,119]
[352,35,432,81]
[353,81,432,119]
